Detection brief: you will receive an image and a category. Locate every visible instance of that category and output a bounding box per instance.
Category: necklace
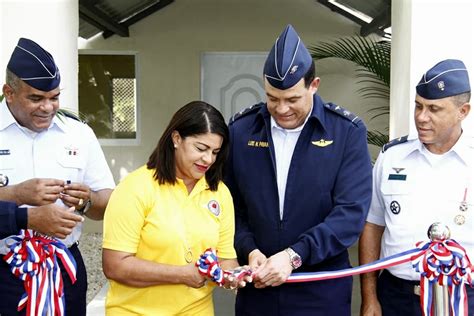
[172,189,194,263]
[184,248,193,263]
[178,214,193,263]
[171,178,204,263]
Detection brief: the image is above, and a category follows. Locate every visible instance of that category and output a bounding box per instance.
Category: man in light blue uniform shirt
[0,38,115,316]
[359,59,473,315]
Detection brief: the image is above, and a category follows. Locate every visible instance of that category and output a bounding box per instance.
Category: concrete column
[391,0,474,138]
[0,0,78,111]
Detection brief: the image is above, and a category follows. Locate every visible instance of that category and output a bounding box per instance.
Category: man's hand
[27,204,84,239]
[60,182,91,210]
[360,299,382,316]
[252,250,292,288]
[60,185,112,220]
[9,178,65,206]
[248,249,267,270]
[222,266,253,290]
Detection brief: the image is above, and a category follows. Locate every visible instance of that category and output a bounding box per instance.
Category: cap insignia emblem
[290,65,298,74]
[437,80,445,91]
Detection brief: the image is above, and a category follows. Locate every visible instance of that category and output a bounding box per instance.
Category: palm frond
[308,36,390,86]
[355,72,387,82]
[369,113,389,121]
[367,130,389,147]
[355,75,390,100]
[308,36,391,150]
[357,86,390,99]
[367,105,390,115]
[56,108,84,123]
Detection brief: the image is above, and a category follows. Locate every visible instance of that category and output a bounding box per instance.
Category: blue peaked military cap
[6,38,60,91]
[263,24,313,90]
[416,59,470,100]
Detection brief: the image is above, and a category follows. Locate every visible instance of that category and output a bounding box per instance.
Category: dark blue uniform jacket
[0,201,26,238]
[225,94,372,315]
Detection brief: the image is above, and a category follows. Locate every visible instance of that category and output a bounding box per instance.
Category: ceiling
[79,0,390,40]
[318,0,391,37]
[79,0,174,39]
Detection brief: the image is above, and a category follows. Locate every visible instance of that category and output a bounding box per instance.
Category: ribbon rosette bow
[195,248,252,287]
[412,239,473,316]
[3,229,77,316]
[196,248,226,285]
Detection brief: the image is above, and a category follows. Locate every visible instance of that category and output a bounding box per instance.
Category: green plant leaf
[56,108,84,123]
[308,36,391,148]
[309,36,390,101]
[309,37,390,85]
[367,130,390,147]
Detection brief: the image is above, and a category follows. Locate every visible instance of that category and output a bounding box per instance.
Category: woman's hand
[181,262,207,288]
[222,265,253,290]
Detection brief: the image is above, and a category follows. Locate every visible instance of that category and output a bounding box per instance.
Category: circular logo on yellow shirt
[208,200,220,216]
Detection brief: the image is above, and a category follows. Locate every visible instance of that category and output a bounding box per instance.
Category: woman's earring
[174,143,177,148]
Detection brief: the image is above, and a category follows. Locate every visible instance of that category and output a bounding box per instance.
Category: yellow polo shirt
[103,165,236,315]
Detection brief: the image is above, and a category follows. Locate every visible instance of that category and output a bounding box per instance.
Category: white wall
[79,0,382,179]
[79,0,387,232]
[0,0,78,110]
[391,0,474,138]
[0,0,387,233]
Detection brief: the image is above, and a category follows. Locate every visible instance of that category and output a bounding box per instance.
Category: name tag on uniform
[388,174,407,181]
[247,140,269,147]
[0,149,10,155]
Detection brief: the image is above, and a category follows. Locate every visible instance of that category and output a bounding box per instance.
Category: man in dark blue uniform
[225,24,372,315]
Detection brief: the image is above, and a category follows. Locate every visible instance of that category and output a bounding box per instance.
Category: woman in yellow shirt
[102,101,248,315]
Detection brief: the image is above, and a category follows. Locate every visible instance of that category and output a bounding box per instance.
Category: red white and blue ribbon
[196,248,227,286]
[287,239,473,316]
[3,229,77,316]
[287,246,425,282]
[196,248,252,287]
[412,239,473,316]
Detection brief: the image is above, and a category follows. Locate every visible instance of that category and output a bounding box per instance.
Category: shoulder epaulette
[324,103,361,125]
[229,103,264,125]
[382,135,409,153]
[56,109,83,122]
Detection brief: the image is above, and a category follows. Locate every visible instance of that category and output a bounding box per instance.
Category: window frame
[78,50,141,146]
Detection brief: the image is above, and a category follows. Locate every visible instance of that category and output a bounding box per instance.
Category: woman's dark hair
[147,101,229,191]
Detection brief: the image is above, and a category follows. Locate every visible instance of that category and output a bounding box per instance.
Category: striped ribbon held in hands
[3,229,77,316]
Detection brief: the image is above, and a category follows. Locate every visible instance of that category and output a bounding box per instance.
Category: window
[78,52,139,145]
